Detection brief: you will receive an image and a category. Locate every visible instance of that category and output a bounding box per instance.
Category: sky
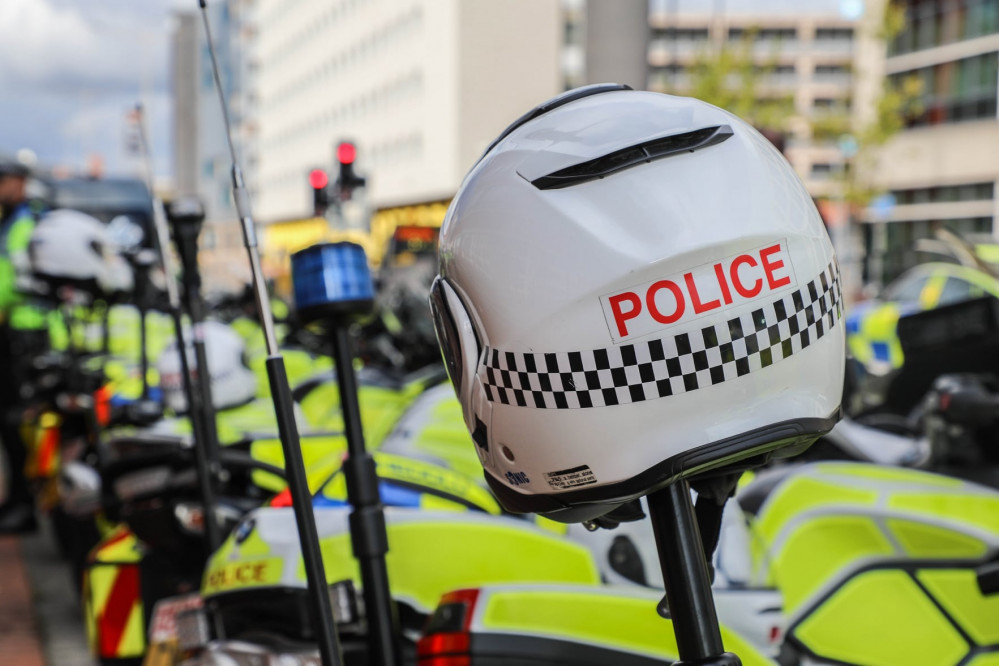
[0,0,854,184]
[0,0,183,181]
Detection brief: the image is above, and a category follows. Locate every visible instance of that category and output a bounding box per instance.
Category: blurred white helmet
[431,86,845,521]
[30,208,134,295]
[157,321,257,413]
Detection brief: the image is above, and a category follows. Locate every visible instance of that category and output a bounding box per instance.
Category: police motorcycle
[78,215,340,663]
[15,209,149,576]
[412,85,999,666]
[133,244,601,665]
[801,295,999,490]
[82,228,473,665]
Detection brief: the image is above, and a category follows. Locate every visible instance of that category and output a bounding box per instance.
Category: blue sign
[869,193,897,222]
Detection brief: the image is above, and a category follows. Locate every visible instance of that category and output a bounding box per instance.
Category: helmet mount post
[119,249,156,403]
[198,2,345,665]
[166,198,223,473]
[647,481,741,665]
[291,242,403,666]
[132,102,223,555]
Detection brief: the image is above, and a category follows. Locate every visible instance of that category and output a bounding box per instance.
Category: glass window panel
[938,277,974,305]
[884,272,929,303]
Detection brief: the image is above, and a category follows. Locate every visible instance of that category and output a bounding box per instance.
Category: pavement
[0,520,94,666]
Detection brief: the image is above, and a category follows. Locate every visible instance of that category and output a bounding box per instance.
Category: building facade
[870,0,999,283]
[248,0,563,222]
[172,0,254,291]
[645,10,859,199]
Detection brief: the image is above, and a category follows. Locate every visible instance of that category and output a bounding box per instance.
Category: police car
[846,261,999,374]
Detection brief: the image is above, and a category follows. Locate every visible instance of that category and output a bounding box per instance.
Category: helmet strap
[691,472,743,582]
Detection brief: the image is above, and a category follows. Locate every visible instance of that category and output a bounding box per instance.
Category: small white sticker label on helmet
[601,240,797,343]
[545,465,597,490]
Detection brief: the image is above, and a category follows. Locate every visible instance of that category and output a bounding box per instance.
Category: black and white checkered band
[480,262,842,410]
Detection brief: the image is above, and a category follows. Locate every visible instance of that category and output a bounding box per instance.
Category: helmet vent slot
[531,125,733,190]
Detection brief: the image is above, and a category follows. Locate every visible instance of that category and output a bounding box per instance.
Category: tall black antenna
[196,3,344,664]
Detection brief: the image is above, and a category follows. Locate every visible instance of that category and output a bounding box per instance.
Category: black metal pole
[172,220,222,467]
[101,299,111,356]
[156,216,223,554]
[331,325,400,666]
[172,307,222,554]
[131,255,151,401]
[131,102,222,556]
[646,481,741,666]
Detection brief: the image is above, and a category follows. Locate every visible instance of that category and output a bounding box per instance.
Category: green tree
[838,1,923,207]
[681,6,921,210]
[686,29,796,134]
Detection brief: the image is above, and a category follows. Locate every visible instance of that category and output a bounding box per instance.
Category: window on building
[873,216,994,284]
[813,97,851,112]
[891,0,999,55]
[728,26,796,42]
[893,182,995,205]
[564,20,582,45]
[757,28,797,41]
[815,27,854,41]
[815,64,850,75]
[891,52,998,127]
[810,162,836,178]
[654,27,710,41]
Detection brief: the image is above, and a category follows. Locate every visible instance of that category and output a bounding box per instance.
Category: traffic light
[310,168,329,216]
[335,141,366,201]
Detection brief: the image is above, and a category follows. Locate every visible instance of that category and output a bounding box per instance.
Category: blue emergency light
[291,242,375,323]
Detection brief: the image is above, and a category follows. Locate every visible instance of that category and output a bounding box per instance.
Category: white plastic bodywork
[156,320,258,412]
[822,417,931,467]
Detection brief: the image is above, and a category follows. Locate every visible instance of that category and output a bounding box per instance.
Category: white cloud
[0,0,176,177]
[55,90,173,178]
[0,0,171,94]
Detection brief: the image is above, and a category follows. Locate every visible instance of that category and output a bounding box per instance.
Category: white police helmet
[157,320,257,413]
[30,208,134,296]
[430,86,844,521]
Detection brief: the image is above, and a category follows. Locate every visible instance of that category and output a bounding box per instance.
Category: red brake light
[270,489,292,507]
[417,633,470,658]
[94,385,112,427]
[417,588,480,664]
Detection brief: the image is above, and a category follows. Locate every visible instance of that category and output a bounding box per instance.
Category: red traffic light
[337,142,356,165]
[309,168,329,189]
